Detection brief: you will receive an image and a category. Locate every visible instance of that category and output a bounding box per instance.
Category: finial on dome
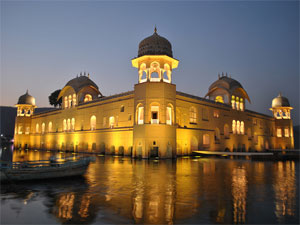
[26,89,28,94]
[154,25,157,34]
[278,92,282,97]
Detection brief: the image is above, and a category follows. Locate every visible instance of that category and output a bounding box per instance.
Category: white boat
[0,156,95,182]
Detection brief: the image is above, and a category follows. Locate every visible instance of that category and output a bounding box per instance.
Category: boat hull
[1,157,94,182]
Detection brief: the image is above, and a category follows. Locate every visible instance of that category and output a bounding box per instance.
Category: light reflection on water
[1,148,299,224]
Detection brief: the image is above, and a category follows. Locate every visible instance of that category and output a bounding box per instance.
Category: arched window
[68,95,72,107]
[137,105,144,125]
[18,126,23,134]
[275,110,282,119]
[36,123,39,133]
[203,134,210,145]
[63,119,67,132]
[151,105,159,124]
[189,107,197,123]
[166,105,173,125]
[67,119,71,131]
[42,123,45,134]
[235,96,240,110]
[73,94,76,106]
[224,124,229,138]
[215,96,224,103]
[241,121,245,134]
[90,115,96,130]
[150,72,160,82]
[109,116,115,128]
[71,118,75,131]
[140,70,147,83]
[286,111,291,119]
[120,105,125,112]
[163,71,170,83]
[64,96,68,108]
[240,98,244,111]
[163,64,171,83]
[277,128,282,137]
[232,120,236,134]
[139,63,147,83]
[215,128,220,141]
[284,128,289,137]
[84,94,92,102]
[231,96,235,109]
[237,121,240,134]
[25,127,30,135]
[48,122,52,132]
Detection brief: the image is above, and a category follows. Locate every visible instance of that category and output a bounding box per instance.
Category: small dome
[138,28,173,57]
[65,75,99,93]
[272,93,290,108]
[17,91,35,105]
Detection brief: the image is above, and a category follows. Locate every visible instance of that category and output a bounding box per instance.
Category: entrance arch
[190,136,198,151]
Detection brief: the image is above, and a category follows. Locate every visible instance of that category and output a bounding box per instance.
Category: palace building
[14,29,294,158]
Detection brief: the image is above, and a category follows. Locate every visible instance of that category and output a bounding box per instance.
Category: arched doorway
[190,136,198,151]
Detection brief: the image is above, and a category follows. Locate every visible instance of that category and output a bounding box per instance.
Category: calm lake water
[1,146,299,224]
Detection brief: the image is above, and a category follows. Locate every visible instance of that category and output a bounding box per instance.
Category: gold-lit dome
[138,27,173,57]
[17,90,35,105]
[64,75,99,93]
[57,74,102,100]
[272,93,290,108]
[205,75,251,103]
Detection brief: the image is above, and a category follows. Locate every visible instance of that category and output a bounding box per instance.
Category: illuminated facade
[14,29,294,158]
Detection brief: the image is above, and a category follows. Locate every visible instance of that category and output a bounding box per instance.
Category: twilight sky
[1,1,299,125]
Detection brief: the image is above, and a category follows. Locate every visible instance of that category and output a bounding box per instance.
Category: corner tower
[270,93,294,149]
[14,91,36,149]
[132,28,179,158]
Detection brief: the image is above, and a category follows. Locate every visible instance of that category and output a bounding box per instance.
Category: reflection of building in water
[86,158,177,224]
[232,166,248,223]
[131,160,176,224]
[55,193,75,220]
[78,193,91,218]
[5,155,298,224]
[174,159,200,221]
[273,161,296,221]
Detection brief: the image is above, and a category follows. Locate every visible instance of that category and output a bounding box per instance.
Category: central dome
[65,75,99,93]
[138,28,173,57]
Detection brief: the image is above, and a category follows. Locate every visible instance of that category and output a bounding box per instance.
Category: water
[1,147,299,224]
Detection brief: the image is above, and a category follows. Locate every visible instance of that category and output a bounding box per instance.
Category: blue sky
[1,1,299,124]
